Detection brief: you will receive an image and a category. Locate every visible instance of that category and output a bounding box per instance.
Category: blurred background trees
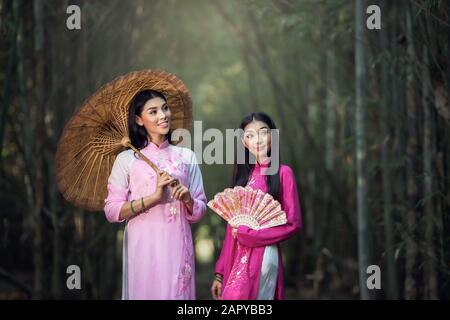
[0,0,449,299]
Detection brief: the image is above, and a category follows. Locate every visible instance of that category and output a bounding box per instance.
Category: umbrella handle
[123,138,179,187]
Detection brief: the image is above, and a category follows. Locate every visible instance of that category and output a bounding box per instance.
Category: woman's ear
[135,115,143,126]
[241,137,248,149]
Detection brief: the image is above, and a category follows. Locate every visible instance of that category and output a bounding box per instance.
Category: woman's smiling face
[242,120,271,161]
[135,97,171,137]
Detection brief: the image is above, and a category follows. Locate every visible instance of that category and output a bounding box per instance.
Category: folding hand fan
[207,186,287,230]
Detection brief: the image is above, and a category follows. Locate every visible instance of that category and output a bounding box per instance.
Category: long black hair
[128,89,172,151]
[231,112,281,200]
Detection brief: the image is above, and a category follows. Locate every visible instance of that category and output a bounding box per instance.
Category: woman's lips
[158,121,169,128]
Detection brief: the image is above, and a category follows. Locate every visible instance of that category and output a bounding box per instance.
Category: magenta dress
[104,139,207,300]
[214,161,302,300]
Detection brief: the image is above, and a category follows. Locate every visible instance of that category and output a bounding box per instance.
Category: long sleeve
[185,150,207,223]
[236,165,302,248]
[214,224,232,275]
[104,151,132,223]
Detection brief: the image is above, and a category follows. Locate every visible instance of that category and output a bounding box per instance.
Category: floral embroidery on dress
[222,245,252,298]
[247,176,256,187]
[169,159,183,171]
[175,219,194,297]
[169,206,177,216]
[167,202,178,223]
[175,262,192,297]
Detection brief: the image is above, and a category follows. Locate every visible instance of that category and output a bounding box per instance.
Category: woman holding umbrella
[103,87,207,300]
[55,70,206,299]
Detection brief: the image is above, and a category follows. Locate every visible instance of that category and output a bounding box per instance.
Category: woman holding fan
[211,112,302,300]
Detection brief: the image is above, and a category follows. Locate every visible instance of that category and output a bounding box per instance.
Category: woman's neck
[256,155,270,165]
[148,134,167,147]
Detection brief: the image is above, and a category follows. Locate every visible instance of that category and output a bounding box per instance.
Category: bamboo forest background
[1,0,449,300]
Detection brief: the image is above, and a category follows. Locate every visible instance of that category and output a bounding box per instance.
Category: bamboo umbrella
[54,69,192,211]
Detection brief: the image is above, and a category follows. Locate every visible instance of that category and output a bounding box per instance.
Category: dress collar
[143,138,170,151]
[253,159,270,174]
[254,158,271,170]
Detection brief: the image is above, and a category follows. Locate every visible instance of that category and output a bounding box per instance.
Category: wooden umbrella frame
[55,69,189,211]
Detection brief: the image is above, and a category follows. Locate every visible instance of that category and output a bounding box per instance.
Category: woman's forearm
[119,193,160,220]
